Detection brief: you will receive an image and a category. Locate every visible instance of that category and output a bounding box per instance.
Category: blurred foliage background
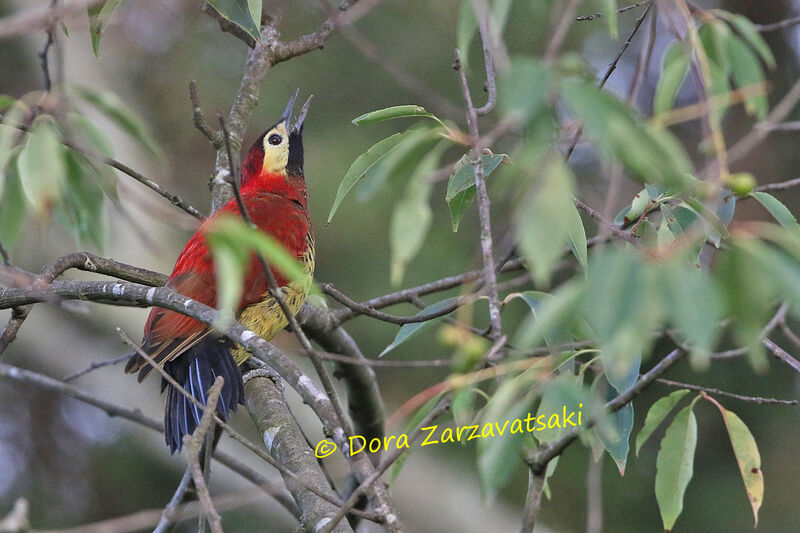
[2,0,800,531]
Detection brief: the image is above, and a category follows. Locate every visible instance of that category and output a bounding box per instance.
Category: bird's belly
[232,246,314,365]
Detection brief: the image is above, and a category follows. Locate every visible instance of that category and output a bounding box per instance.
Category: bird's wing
[126,192,311,380]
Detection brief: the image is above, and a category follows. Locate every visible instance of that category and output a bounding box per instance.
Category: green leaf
[726,36,768,119]
[446,154,505,232]
[601,0,618,38]
[654,42,690,115]
[355,127,435,202]
[507,291,572,349]
[72,85,165,165]
[0,162,26,250]
[456,0,478,72]
[380,297,459,357]
[247,0,262,27]
[719,12,776,68]
[328,131,412,223]
[562,79,693,190]
[635,389,690,456]
[751,191,800,231]
[583,248,659,389]
[452,387,475,429]
[56,152,107,249]
[516,156,576,285]
[389,144,446,285]
[655,403,698,532]
[566,202,587,268]
[0,101,28,180]
[17,117,66,216]
[0,95,15,113]
[663,260,724,370]
[352,105,439,126]
[598,382,633,475]
[514,281,583,350]
[715,242,774,372]
[478,381,537,500]
[498,58,551,125]
[89,0,123,59]
[704,396,764,526]
[205,0,261,41]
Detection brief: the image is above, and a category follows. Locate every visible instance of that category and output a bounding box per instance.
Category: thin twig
[153,468,193,533]
[576,1,650,22]
[520,470,545,533]
[574,198,638,245]
[61,353,130,382]
[656,378,797,405]
[755,15,800,33]
[544,0,582,63]
[565,2,653,160]
[38,0,58,93]
[190,81,223,148]
[763,338,800,374]
[183,377,225,533]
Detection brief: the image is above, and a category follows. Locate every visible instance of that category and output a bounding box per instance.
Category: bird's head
[241,90,312,192]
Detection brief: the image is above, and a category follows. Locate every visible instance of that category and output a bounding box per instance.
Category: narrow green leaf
[726,36,768,119]
[205,0,261,41]
[89,0,123,59]
[328,131,411,223]
[719,12,776,68]
[598,383,633,475]
[751,191,800,231]
[352,105,439,126]
[566,202,587,268]
[704,396,764,526]
[380,297,459,357]
[17,117,66,216]
[654,42,690,115]
[498,58,551,125]
[655,404,698,532]
[602,0,618,38]
[0,101,28,179]
[0,161,26,250]
[663,260,723,370]
[516,156,576,285]
[446,153,505,231]
[72,85,165,165]
[456,0,478,72]
[562,79,693,190]
[57,152,107,249]
[389,144,446,285]
[478,385,537,500]
[635,389,690,456]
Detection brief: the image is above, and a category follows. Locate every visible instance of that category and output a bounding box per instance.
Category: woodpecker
[125,92,315,452]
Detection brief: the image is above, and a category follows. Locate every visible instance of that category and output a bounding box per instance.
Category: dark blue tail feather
[163,337,245,453]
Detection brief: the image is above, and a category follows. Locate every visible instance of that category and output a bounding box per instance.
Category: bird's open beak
[281,89,299,125]
[291,95,313,134]
[281,90,312,133]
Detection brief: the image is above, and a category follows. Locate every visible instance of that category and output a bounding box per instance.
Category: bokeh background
[2,0,800,531]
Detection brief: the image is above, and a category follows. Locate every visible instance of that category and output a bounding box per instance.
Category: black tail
[162,337,245,453]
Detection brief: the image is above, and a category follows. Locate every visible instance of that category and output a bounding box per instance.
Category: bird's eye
[268,133,283,146]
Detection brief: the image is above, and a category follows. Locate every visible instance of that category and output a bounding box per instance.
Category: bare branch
[190,81,223,148]
[153,468,193,533]
[61,353,130,382]
[544,0,582,63]
[520,470,545,533]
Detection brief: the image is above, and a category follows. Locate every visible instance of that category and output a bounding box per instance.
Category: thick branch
[245,373,355,533]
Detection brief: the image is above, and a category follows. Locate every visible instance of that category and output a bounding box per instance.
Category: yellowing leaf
[704,395,764,526]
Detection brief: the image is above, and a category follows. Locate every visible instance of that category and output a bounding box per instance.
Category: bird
[124,91,315,453]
